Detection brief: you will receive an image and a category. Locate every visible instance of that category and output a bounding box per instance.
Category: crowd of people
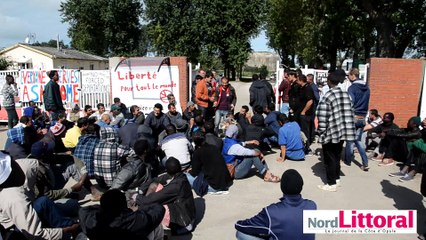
[0,67,425,239]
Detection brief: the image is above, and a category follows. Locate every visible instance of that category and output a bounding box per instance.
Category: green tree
[0,57,11,70]
[32,39,69,49]
[360,0,426,58]
[144,0,264,79]
[60,0,143,56]
[259,65,269,78]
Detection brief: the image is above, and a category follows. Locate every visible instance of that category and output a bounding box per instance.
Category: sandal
[264,173,281,183]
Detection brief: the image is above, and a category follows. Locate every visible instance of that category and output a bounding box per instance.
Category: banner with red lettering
[111,66,180,113]
[19,69,80,107]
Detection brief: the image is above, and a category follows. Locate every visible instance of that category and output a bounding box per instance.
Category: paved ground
[1,80,425,239]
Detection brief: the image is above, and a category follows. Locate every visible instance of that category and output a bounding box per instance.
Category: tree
[32,39,69,49]
[360,0,426,58]
[60,0,143,56]
[0,57,11,70]
[143,0,264,79]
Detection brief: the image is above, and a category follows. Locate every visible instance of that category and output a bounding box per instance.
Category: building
[0,43,108,70]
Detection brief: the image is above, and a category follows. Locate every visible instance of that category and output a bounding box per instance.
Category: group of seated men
[1,88,315,240]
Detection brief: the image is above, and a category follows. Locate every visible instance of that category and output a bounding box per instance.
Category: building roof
[0,43,108,61]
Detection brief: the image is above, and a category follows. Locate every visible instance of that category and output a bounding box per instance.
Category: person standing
[316,71,356,192]
[43,70,65,122]
[2,75,19,128]
[278,71,290,115]
[195,72,215,120]
[249,74,273,112]
[296,74,315,154]
[214,76,237,129]
[343,68,371,171]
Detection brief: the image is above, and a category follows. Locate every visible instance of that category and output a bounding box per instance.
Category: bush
[259,65,269,79]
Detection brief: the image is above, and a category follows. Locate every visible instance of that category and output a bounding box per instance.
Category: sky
[0,0,272,52]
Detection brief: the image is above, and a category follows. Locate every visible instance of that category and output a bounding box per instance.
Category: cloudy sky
[0,0,271,52]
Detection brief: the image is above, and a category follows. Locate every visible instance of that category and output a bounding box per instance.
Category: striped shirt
[316,86,356,144]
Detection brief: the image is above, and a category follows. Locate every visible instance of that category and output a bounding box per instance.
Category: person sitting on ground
[94,127,132,189]
[166,103,183,126]
[67,104,83,123]
[222,125,280,182]
[367,112,399,162]
[97,113,112,128]
[119,106,145,148]
[183,101,197,121]
[363,109,383,152]
[389,117,426,182]
[372,115,421,166]
[7,116,44,160]
[144,103,171,143]
[90,103,108,121]
[109,104,125,128]
[264,102,281,146]
[135,157,196,235]
[79,189,165,240]
[84,105,94,118]
[0,153,79,239]
[186,132,232,194]
[110,139,154,190]
[243,113,275,153]
[113,97,129,118]
[159,124,193,170]
[48,119,69,153]
[203,121,223,150]
[276,113,305,162]
[23,100,37,119]
[62,117,89,152]
[74,123,101,179]
[235,169,317,240]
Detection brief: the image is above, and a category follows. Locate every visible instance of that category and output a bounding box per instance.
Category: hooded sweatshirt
[249,80,272,108]
[347,80,370,116]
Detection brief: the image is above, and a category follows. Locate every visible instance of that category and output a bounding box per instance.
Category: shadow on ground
[381,180,426,236]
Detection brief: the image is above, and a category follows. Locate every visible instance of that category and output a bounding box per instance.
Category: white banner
[111,66,180,113]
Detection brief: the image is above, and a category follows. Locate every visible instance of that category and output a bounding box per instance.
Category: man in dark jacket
[136,157,196,234]
[79,189,165,240]
[43,70,65,122]
[235,169,317,240]
[249,74,273,111]
[186,132,232,193]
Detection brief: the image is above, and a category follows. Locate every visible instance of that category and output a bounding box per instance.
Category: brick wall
[368,58,425,127]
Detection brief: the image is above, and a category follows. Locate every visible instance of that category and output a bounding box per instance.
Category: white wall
[1,47,54,69]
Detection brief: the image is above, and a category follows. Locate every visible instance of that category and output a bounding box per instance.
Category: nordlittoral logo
[303,210,417,234]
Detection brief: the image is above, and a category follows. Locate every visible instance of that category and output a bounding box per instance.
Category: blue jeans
[344,118,368,166]
[185,172,219,193]
[280,103,290,116]
[32,196,76,228]
[215,109,229,129]
[235,157,268,179]
[236,231,264,240]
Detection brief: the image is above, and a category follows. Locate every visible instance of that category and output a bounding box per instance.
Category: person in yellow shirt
[62,117,89,152]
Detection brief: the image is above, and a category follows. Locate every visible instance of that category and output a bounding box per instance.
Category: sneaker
[361,166,369,171]
[336,179,341,187]
[399,174,414,182]
[389,172,405,177]
[317,184,337,192]
[371,157,383,162]
[208,191,229,195]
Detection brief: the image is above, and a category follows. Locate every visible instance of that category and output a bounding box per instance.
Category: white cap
[0,152,12,185]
